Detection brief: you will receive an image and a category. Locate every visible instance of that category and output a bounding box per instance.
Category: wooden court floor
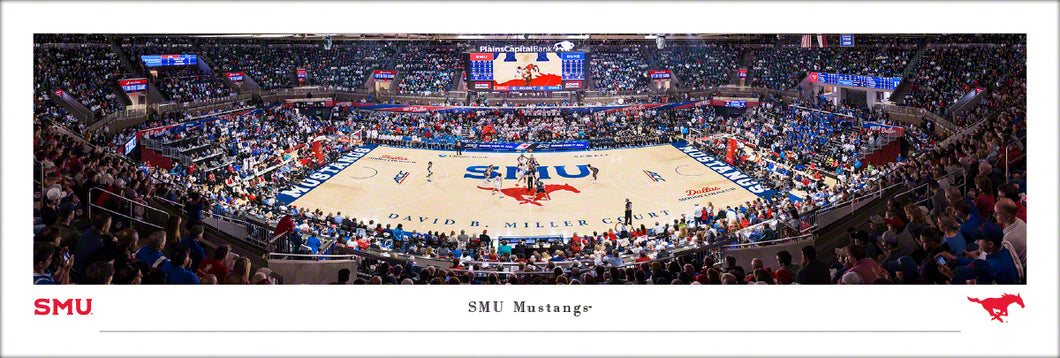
[288,144,765,238]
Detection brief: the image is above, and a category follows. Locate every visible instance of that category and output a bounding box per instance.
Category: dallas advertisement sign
[863,122,906,136]
[119,78,148,92]
[373,70,396,80]
[649,70,672,79]
[226,72,244,81]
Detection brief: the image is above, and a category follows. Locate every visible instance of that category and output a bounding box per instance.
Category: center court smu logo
[463,165,591,180]
[477,183,580,206]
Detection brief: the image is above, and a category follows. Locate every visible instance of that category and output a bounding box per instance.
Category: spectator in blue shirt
[34,242,72,285]
[497,240,512,256]
[937,216,967,256]
[939,223,1019,284]
[607,251,624,267]
[181,225,207,270]
[392,224,406,251]
[306,233,321,255]
[73,213,111,276]
[953,200,982,246]
[161,246,201,285]
[135,231,169,268]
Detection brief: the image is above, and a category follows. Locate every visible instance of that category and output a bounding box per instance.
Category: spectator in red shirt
[196,244,231,280]
[974,174,996,220]
[635,251,650,263]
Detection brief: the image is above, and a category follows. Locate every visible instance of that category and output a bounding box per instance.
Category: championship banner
[725,138,738,164]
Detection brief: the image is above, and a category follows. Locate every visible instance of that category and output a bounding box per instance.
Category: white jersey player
[492,173,503,197]
[516,163,528,185]
[426,161,434,182]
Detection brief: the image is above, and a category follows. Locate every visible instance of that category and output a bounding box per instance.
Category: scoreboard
[468,53,493,82]
[559,52,585,81]
[141,55,197,67]
[809,72,901,91]
[467,52,586,91]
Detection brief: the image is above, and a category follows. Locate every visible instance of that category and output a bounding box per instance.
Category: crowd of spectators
[155,66,233,103]
[901,44,1024,117]
[658,43,743,90]
[827,47,912,77]
[751,47,835,90]
[34,44,126,119]
[750,46,914,90]
[35,34,109,44]
[121,41,234,103]
[32,35,1028,285]
[200,44,301,90]
[305,42,395,92]
[589,41,654,94]
[394,42,461,95]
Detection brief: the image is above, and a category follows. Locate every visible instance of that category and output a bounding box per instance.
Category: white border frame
[2,1,1057,357]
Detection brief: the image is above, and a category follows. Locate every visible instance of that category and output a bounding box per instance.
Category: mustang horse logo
[476,183,580,206]
[967,293,1024,323]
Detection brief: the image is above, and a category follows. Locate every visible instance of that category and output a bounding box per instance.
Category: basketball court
[277,142,774,238]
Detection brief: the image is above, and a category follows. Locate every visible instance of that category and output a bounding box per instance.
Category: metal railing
[200,211,271,250]
[87,187,170,233]
[723,231,815,250]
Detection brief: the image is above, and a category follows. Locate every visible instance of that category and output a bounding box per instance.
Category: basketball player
[535,178,549,201]
[587,163,599,183]
[492,172,503,198]
[484,164,495,186]
[528,154,538,174]
[426,161,433,182]
[516,162,527,186]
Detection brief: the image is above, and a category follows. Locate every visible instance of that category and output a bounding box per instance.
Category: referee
[624,198,633,225]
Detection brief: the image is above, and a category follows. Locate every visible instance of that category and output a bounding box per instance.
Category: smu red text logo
[34,298,93,315]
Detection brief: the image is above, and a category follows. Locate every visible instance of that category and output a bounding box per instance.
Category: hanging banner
[725,138,738,164]
[312,140,325,165]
